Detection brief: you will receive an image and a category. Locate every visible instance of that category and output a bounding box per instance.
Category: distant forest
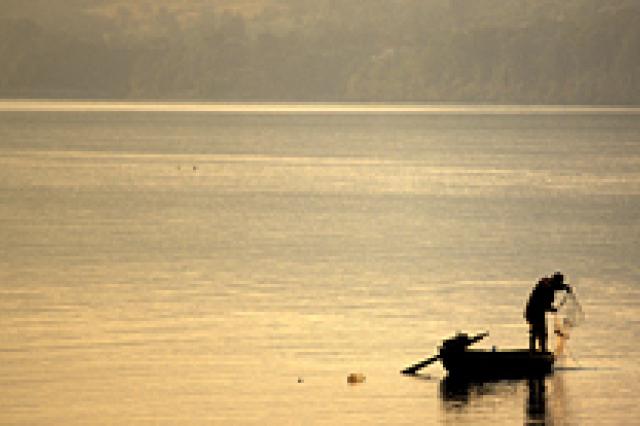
[1,0,639,104]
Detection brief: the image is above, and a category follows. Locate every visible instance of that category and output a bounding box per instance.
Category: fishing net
[553,292,585,360]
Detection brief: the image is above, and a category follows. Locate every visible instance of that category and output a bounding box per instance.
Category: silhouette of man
[525,272,572,352]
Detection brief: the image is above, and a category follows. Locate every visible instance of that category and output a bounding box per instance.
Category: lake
[1,103,639,424]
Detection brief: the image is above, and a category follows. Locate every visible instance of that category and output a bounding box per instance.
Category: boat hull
[441,349,554,379]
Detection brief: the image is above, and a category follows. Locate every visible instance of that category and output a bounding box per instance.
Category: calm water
[1,105,639,425]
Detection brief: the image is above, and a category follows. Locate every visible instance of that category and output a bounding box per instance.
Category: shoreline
[1,100,640,114]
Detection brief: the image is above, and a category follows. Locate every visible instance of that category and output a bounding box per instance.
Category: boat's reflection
[525,377,547,424]
[440,375,565,425]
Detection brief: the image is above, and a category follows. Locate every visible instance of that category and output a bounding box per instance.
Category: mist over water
[1,107,639,424]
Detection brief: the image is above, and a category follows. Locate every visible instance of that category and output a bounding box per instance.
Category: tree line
[1,0,638,104]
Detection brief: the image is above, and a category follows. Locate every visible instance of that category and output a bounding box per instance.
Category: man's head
[552,272,564,283]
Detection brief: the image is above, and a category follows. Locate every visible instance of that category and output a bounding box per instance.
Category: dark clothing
[528,319,548,354]
[525,277,570,352]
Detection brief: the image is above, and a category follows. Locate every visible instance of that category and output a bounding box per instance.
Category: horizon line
[1,100,639,114]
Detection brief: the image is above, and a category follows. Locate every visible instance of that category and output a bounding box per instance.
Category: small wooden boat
[402,332,554,379]
[441,347,554,379]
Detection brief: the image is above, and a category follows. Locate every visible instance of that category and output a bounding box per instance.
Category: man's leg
[529,319,546,352]
[539,318,548,352]
[529,325,537,352]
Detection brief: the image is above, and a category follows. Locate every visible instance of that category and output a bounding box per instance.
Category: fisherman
[525,272,572,352]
